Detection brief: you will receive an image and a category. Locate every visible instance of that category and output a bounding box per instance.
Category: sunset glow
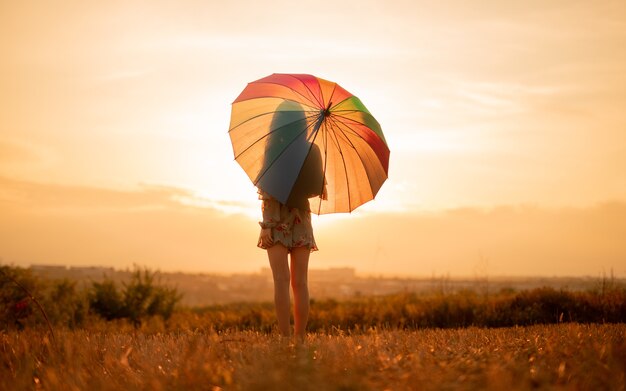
[1,1,625,276]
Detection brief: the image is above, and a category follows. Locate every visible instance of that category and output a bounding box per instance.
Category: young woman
[256,101,325,343]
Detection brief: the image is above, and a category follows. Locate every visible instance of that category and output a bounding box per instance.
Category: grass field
[2,323,624,390]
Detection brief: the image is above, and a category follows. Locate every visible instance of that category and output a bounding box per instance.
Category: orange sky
[1,1,625,276]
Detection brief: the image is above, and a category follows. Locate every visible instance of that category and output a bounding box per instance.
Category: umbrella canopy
[229,73,389,214]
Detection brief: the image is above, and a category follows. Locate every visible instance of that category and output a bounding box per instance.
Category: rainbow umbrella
[228,73,389,214]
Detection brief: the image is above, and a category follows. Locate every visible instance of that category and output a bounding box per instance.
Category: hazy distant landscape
[2,263,625,390]
[29,264,621,306]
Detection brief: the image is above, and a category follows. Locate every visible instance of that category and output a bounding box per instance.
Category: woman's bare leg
[267,244,291,337]
[290,246,310,343]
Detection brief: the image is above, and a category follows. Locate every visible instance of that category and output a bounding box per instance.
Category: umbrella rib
[330,113,389,161]
[327,115,361,158]
[329,112,386,146]
[327,83,339,109]
[286,74,324,108]
[229,99,318,133]
[307,116,326,215]
[329,109,360,113]
[327,114,381,211]
[247,80,320,108]
[330,111,383,136]
[325,116,354,212]
[233,110,318,161]
[327,115,367,145]
[253,113,322,187]
[317,123,329,215]
[229,111,273,134]
[331,111,381,128]
[230,107,321,161]
[329,115,389,190]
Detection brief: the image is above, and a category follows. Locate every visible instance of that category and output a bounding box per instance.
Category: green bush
[88,267,181,326]
[88,280,124,321]
[0,266,40,329]
[43,279,88,328]
[0,266,89,330]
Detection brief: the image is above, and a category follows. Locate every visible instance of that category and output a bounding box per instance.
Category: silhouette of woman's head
[264,100,308,165]
[257,100,324,207]
[257,101,308,181]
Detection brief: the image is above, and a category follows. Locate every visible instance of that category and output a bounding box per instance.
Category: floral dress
[257,191,318,252]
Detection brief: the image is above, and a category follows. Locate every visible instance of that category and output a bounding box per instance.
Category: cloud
[0,140,58,179]
[1,177,624,277]
[0,176,261,273]
[0,176,189,212]
[317,203,626,277]
[0,140,36,163]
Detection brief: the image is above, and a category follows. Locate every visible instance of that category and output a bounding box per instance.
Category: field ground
[1,323,624,390]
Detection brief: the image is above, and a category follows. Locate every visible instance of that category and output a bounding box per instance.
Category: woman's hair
[257,100,325,207]
[260,100,308,177]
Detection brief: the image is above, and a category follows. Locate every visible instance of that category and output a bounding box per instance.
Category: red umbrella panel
[228,73,389,214]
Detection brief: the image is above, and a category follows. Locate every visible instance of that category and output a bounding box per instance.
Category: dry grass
[1,323,624,390]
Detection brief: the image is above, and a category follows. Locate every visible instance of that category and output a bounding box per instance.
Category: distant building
[68,266,115,275]
[30,264,116,281]
[30,264,67,272]
[260,267,356,282]
[310,267,356,282]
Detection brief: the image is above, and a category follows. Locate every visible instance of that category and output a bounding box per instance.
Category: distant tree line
[185,286,626,333]
[1,264,625,331]
[0,265,180,329]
